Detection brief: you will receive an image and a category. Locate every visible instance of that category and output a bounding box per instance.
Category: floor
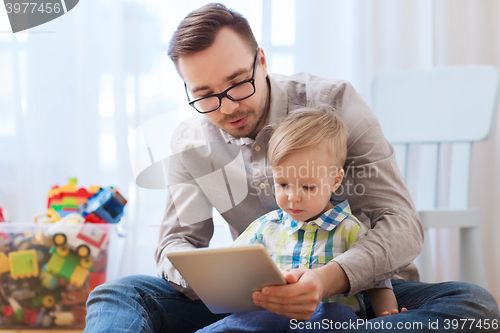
[0,329,83,333]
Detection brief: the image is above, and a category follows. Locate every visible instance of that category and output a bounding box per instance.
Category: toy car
[46,213,110,259]
[78,188,127,224]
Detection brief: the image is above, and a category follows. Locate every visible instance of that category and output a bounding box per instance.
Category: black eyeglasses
[184,51,259,114]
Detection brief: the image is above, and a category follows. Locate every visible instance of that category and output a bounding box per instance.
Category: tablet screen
[167,245,286,313]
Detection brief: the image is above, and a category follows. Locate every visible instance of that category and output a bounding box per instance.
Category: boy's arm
[366,288,399,317]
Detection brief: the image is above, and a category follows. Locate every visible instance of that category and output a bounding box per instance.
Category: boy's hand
[381,308,408,316]
[253,268,322,320]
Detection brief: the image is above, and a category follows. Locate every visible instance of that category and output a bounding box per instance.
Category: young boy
[197,107,405,332]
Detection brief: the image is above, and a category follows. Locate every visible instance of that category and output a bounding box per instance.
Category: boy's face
[272,147,344,222]
[178,27,269,139]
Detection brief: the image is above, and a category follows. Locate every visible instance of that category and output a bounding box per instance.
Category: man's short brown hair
[168,3,258,69]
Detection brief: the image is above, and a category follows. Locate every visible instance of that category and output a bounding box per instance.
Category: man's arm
[284,75,423,292]
[154,119,217,300]
[327,80,424,294]
[155,188,214,300]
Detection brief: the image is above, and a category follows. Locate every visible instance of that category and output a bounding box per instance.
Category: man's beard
[222,93,269,139]
[219,109,264,139]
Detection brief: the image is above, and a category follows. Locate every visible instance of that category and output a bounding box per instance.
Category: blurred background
[0,0,499,303]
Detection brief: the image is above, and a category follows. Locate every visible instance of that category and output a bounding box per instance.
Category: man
[85,3,500,333]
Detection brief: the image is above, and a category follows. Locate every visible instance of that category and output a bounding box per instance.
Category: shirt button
[306,232,312,239]
[259,183,266,190]
[302,259,307,265]
[254,145,261,152]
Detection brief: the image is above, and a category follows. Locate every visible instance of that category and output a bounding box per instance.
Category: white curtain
[1,0,499,301]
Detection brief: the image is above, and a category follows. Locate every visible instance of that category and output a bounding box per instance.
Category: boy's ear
[332,168,345,192]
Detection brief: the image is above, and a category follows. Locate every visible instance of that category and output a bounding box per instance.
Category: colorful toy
[47,178,100,217]
[72,305,86,327]
[34,308,46,327]
[78,187,127,224]
[0,180,125,329]
[39,265,59,290]
[0,207,6,222]
[34,208,61,224]
[40,312,53,327]
[88,272,107,293]
[53,311,74,326]
[46,247,92,288]
[0,252,10,274]
[14,308,24,323]
[8,249,39,279]
[3,305,14,317]
[62,288,87,306]
[47,214,110,259]
[84,213,107,224]
[32,294,56,308]
[0,232,9,245]
[22,308,38,325]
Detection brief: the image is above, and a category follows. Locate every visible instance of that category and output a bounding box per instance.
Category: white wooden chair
[371,65,500,289]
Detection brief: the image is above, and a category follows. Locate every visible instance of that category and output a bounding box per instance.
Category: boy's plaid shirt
[233,199,367,316]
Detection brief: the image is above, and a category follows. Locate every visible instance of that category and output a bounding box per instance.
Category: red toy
[47,178,100,217]
[22,308,38,325]
[0,207,6,222]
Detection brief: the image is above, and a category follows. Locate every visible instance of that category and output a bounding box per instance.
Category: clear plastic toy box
[0,222,119,329]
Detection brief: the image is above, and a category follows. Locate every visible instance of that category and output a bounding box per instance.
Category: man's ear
[332,168,345,192]
[258,48,267,76]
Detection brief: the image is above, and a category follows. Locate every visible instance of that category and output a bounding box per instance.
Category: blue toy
[78,188,127,224]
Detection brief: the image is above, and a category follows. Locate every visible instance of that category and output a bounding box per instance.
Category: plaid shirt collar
[282,198,352,235]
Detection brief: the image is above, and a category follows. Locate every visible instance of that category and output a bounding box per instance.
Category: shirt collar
[220,74,289,146]
[283,198,352,235]
[219,131,254,146]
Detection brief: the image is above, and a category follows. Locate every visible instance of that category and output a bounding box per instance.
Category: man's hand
[252,261,350,320]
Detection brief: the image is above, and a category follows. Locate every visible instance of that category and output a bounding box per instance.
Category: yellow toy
[0,252,10,274]
[34,208,60,224]
[8,249,39,279]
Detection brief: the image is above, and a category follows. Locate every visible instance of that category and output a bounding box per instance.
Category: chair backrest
[371,65,500,210]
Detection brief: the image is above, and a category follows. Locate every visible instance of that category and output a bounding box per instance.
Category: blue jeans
[85,276,500,333]
[335,280,500,333]
[195,302,360,333]
[84,275,229,333]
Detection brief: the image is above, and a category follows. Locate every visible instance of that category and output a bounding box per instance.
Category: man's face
[178,27,269,139]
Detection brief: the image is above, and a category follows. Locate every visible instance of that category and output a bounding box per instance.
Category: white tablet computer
[166,244,287,313]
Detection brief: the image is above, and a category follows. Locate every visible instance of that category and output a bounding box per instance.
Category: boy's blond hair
[268,107,348,168]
